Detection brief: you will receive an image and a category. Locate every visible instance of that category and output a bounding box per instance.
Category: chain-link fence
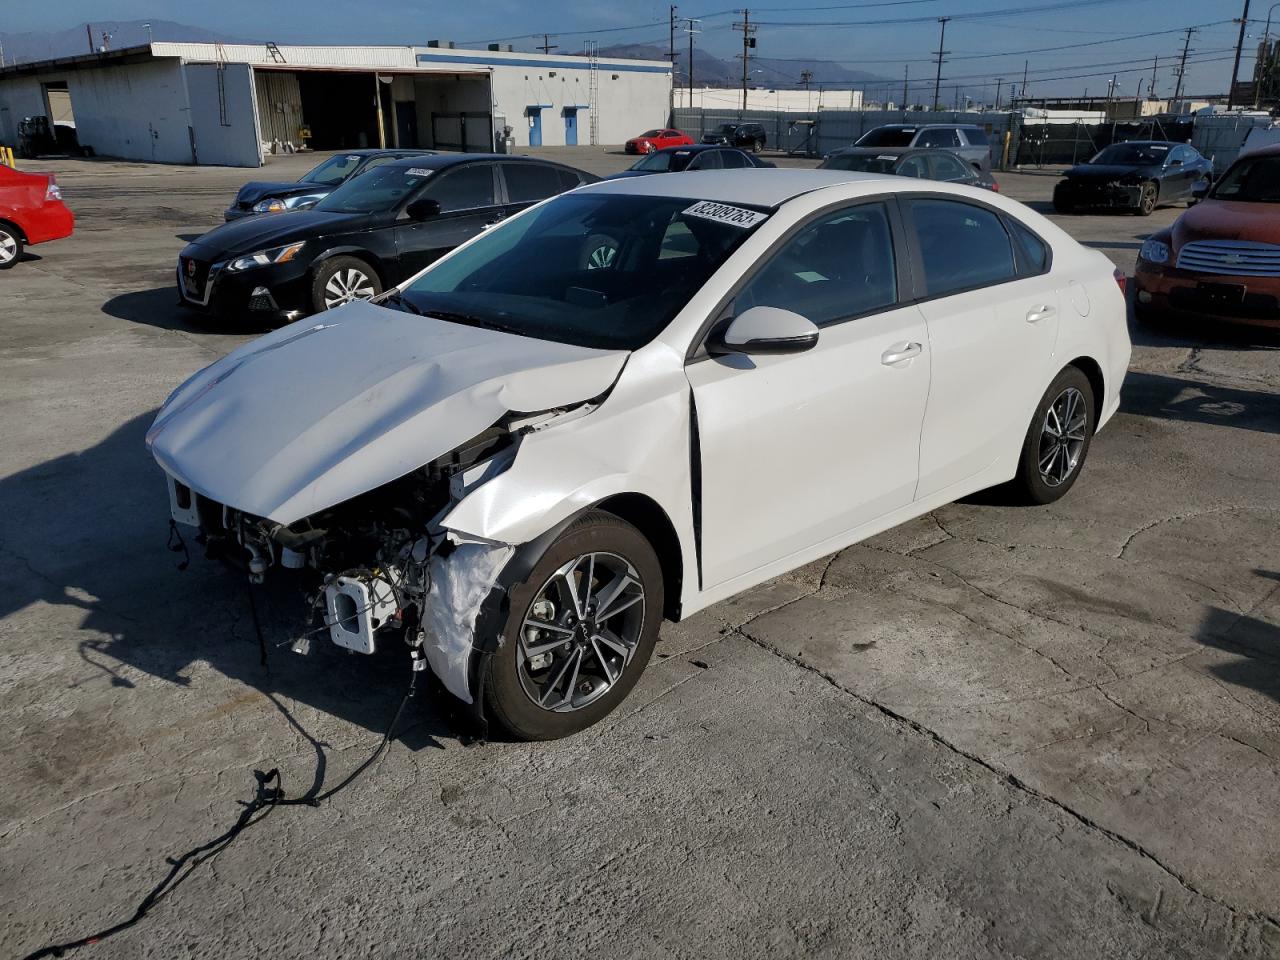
[1012,118,1195,168]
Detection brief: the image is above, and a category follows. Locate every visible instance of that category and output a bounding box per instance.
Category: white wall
[0,59,193,162]
[186,63,261,166]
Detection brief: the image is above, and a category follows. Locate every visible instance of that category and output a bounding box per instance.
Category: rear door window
[897,155,930,179]
[907,198,1016,297]
[719,150,750,169]
[502,162,565,203]
[962,128,989,146]
[424,163,497,213]
[916,128,961,148]
[1006,217,1051,275]
[688,150,724,171]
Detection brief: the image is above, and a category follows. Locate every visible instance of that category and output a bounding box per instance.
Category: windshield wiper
[419,308,527,336]
[380,291,425,315]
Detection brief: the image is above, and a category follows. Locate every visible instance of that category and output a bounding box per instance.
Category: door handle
[1026,304,1057,324]
[881,342,922,365]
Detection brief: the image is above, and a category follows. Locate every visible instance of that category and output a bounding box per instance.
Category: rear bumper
[1134,262,1280,330]
[26,203,74,245]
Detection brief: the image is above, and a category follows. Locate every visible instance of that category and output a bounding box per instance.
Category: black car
[607,144,775,179]
[820,147,998,191]
[181,154,596,322]
[701,122,768,153]
[1053,141,1214,216]
[224,149,438,221]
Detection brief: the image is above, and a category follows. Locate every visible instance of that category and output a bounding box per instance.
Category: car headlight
[226,242,306,272]
[253,198,288,214]
[1138,239,1170,265]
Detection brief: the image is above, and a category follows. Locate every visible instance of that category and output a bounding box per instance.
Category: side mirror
[711,305,819,356]
[405,197,441,221]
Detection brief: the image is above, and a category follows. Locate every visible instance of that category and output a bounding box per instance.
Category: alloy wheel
[586,244,617,270]
[517,552,646,713]
[323,268,376,307]
[1038,386,1087,487]
[0,230,17,264]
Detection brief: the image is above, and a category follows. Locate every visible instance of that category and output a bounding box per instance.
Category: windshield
[315,165,430,214]
[396,192,769,350]
[1091,143,1170,165]
[822,153,896,173]
[1212,154,1280,203]
[302,154,365,186]
[856,127,915,147]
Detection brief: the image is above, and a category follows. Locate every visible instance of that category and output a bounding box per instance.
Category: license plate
[1197,282,1245,307]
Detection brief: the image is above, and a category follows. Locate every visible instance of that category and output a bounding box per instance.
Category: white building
[0,41,672,166]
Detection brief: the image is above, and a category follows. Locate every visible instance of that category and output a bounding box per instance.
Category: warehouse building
[0,41,672,166]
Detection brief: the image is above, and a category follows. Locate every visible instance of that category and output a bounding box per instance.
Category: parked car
[0,164,74,269]
[179,154,595,321]
[224,149,438,221]
[853,124,991,172]
[701,122,768,153]
[821,147,998,191]
[608,144,775,179]
[1134,143,1280,330]
[1053,141,1213,216]
[624,129,694,154]
[150,169,1129,740]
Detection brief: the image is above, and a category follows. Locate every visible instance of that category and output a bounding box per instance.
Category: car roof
[875,123,977,130]
[1102,140,1180,147]
[1244,142,1280,158]
[322,148,436,157]
[582,168,894,206]
[657,143,740,154]
[382,152,559,170]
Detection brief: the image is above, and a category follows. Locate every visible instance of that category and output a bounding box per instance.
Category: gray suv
[852,123,992,172]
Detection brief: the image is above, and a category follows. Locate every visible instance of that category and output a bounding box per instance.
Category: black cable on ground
[22,647,422,959]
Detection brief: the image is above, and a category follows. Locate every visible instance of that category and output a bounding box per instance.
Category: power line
[749,0,1160,28]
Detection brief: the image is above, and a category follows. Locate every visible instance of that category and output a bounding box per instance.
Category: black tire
[0,223,23,269]
[1189,176,1210,206]
[1133,297,1160,328]
[484,510,664,741]
[1009,366,1095,506]
[1136,181,1158,216]
[752,138,764,154]
[1052,192,1074,215]
[311,256,382,313]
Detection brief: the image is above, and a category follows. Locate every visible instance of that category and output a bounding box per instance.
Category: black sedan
[700,122,768,152]
[224,149,437,221]
[820,147,998,191]
[607,144,774,179]
[1052,141,1214,216]
[181,154,596,322]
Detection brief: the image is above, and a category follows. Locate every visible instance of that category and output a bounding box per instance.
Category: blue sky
[5,0,1256,99]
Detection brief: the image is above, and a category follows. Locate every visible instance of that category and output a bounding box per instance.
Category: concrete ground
[1,146,1278,959]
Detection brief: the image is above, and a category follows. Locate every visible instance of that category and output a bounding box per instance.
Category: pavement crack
[732,621,1280,933]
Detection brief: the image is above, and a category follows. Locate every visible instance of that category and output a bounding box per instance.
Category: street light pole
[1227,0,1252,109]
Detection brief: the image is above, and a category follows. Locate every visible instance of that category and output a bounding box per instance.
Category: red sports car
[624,128,694,154]
[0,164,74,268]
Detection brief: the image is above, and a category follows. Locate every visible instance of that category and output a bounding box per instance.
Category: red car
[0,164,74,268]
[624,128,694,154]
[1134,143,1280,331]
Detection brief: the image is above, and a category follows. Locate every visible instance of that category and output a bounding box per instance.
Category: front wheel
[485,511,664,740]
[752,138,764,154]
[0,224,23,269]
[1136,181,1158,216]
[1009,367,1095,505]
[311,256,382,313]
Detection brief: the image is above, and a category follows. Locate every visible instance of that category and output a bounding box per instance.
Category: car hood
[1065,163,1159,180]
[184,209,367,258]
[1173,198,1280,248]
[146,299,629,525]
[234,180,330,205]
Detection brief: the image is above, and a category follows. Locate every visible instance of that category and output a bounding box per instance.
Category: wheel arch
[310,247,387,285]
[0,217,28,243]
[1066,355,1105,430]
[595,492,683,621]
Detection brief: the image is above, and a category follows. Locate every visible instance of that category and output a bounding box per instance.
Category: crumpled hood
[146,299,628,525]
[1064,163,1157,180]
[234,180,329,206]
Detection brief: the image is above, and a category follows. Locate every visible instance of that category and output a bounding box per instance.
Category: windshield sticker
[404,168,435,177]
[1149,145,1169,151]
[683,200,768,228]
[795,270,829,283]
[877,155,897,161]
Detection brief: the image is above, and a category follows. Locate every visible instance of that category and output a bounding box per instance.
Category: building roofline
[0,44,162,78]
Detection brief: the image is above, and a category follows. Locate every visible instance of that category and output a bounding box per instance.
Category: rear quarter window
[1006,217,1051,275]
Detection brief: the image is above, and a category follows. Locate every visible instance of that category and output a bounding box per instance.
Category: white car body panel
[146,300,627,525]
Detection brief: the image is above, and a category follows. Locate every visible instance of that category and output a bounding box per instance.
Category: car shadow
[1121,370,1280,436]
[0,411,467,750]
[101,286,276,336]
[1196,573,1280,706]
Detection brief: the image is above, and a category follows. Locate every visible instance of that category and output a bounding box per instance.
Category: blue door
[564,109,578,146]
[528,107,542,147]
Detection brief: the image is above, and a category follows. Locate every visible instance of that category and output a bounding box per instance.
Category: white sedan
[147,170,1130,740]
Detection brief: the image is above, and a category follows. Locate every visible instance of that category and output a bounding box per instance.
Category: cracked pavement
[1,148,1278,959]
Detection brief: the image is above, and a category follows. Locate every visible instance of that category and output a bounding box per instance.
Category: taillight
[45,175,61,201]
[990,181,1000,192]
[1113,267,1127,295]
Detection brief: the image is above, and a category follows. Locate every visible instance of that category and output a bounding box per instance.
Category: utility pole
[994,77,1003,110]
[538,34,558,55]
[668,5,678,122]
[801,69,814,111]
[1021,59,1030,102]
[1149,56,1159,98]
[685,18,700,108]
[1227,0,1252,108]
[734,10,757,114]
[86,24,95,54]
[1172,27,1195,106]
[932,16,950,111]
[903,64,910,109]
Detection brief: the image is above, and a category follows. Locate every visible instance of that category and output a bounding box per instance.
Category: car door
[685,200,931,588]
[1164,145,1197,200]
[391,162,500,281]
[904,196,1061,499]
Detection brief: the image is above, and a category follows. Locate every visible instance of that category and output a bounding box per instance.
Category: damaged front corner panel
[419,538,515,704]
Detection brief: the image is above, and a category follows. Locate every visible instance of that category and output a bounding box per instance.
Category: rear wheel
[752,138,764,154]
[311,256,381,313]
[485,511,664,741]
[1137,181,1158,216]
[0,224,23,269]
[1009,366,1095,505]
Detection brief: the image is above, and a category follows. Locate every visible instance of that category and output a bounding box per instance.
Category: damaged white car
[148,170,1130,739]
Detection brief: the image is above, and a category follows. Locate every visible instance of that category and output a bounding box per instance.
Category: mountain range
[0,20,251,64]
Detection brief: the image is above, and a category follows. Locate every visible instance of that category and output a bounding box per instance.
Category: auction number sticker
[404,168,435,177]
[683,200,768,228]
